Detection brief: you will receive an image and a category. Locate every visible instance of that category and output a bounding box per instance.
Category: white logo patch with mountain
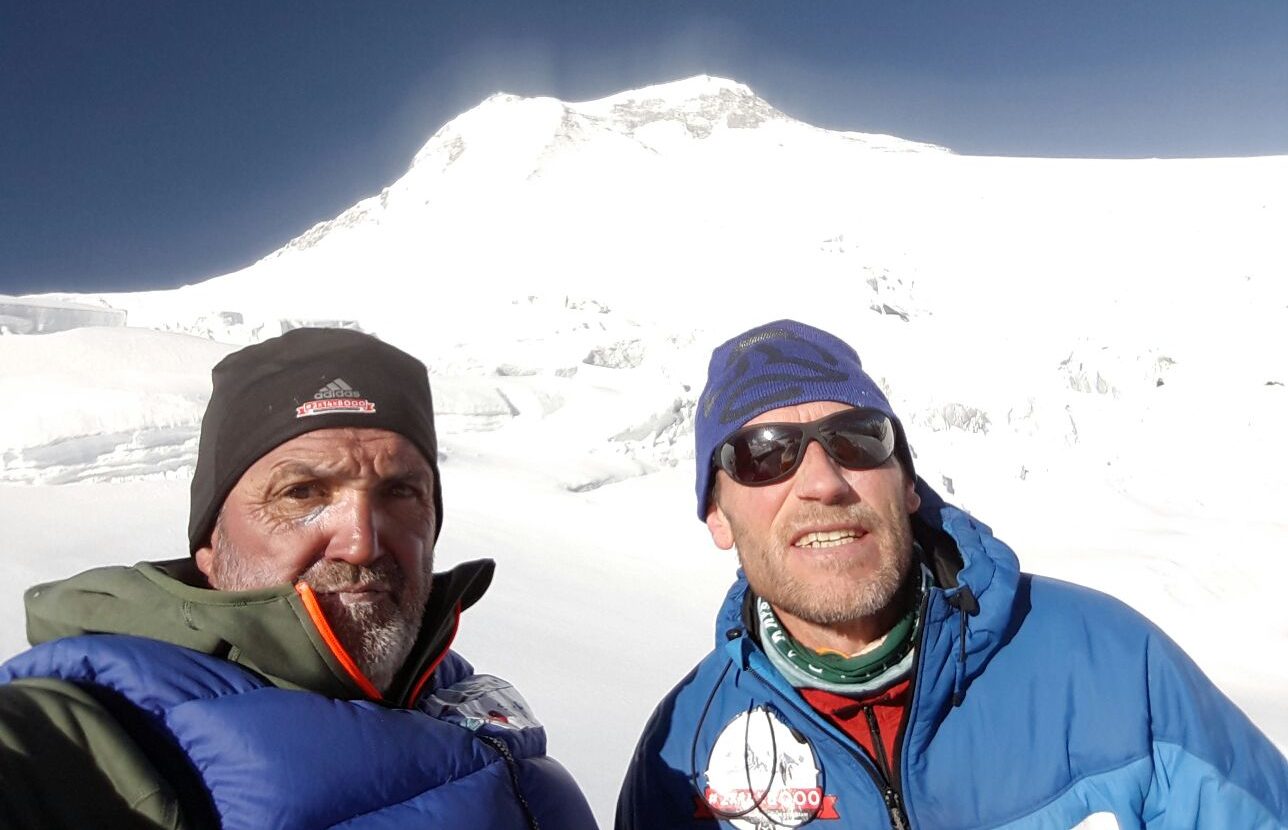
[296,378,376,417]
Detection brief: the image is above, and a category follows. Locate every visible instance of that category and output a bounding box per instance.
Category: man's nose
[322,492,384,565]
[792,440,852,504]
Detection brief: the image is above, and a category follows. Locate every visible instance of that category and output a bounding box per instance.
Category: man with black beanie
[0,327,598,829]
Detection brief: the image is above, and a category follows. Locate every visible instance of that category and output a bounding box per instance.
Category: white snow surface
[2,76,1286,822]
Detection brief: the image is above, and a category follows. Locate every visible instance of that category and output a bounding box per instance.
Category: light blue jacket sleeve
[1140,626,1288,828]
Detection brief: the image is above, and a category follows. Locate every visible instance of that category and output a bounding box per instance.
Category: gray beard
[206,533,432,693]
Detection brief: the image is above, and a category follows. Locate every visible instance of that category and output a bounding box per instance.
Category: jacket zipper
[883,586,931,828]
[747,666,911,830]
[740,587,930,830]
[863,705,909,830]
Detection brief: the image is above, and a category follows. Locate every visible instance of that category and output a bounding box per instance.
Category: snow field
[2,77,1285,823]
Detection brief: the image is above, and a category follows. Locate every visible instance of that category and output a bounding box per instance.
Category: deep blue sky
[3,1,1285,295]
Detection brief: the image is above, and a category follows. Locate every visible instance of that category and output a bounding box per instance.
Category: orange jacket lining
[295,582,384,702]
[405,602,461,707]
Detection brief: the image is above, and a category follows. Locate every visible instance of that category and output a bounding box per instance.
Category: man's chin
[765,585,861,622]
[325,589,397,609]
[755,566,908,625]
[317,594,398,641]
[769,558,887,603]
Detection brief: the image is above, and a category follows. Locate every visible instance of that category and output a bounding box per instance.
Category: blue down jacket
[617,484,1288,829]
[1,558,597,829]
[0,634,594,829]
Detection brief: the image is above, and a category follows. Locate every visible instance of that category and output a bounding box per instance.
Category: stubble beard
[206,531,433,693]
[731,503,915,626]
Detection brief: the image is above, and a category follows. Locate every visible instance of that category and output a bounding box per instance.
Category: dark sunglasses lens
[819,411,895,468]
[718,425,803,484]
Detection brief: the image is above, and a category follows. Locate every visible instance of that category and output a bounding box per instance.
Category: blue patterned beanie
[694,319,913,520]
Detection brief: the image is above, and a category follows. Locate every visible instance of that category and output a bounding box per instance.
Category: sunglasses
[714,408,897,487]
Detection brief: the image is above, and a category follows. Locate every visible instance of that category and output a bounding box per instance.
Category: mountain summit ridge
[269,75,944,263]
[77,74,1283,370]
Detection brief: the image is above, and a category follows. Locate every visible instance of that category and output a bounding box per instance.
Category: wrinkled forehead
[241,427,433,484]
[741,400,855,428]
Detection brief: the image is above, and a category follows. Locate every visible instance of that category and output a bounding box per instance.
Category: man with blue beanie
[617,319,1287,829]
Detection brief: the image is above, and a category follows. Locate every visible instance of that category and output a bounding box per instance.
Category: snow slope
[2,76,1286,823]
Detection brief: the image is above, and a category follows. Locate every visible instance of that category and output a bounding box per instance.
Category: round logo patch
[702,706,825,828]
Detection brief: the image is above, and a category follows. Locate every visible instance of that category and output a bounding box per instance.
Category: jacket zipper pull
[883,786,910,830]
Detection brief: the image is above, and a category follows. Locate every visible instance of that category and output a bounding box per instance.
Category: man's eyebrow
[264,460,433,482]
[266,461,330,479]
[385,469,434,486]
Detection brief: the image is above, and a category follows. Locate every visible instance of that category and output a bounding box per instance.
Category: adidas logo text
[314,378,361,400]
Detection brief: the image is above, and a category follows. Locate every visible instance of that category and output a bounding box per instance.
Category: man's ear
[904,475,922,515]
[194,538,216,585]
[706,500,735,550]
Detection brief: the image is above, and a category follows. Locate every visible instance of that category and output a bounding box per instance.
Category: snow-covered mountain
[2,76,1286,822]
[80,74,1286,339]
[20,74,1288,514]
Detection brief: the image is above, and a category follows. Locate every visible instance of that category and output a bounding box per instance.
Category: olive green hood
[24,557,494,707]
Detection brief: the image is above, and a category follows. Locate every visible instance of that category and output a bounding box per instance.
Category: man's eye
[282,483,322,500]
[387,483,420,498]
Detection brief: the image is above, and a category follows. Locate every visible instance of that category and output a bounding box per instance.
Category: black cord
[478,734,540,830]
[692,702,814,823]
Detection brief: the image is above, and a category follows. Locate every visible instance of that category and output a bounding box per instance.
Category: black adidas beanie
[188,327,441,554]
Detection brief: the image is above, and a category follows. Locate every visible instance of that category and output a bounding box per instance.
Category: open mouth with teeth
[793,529,867,549]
